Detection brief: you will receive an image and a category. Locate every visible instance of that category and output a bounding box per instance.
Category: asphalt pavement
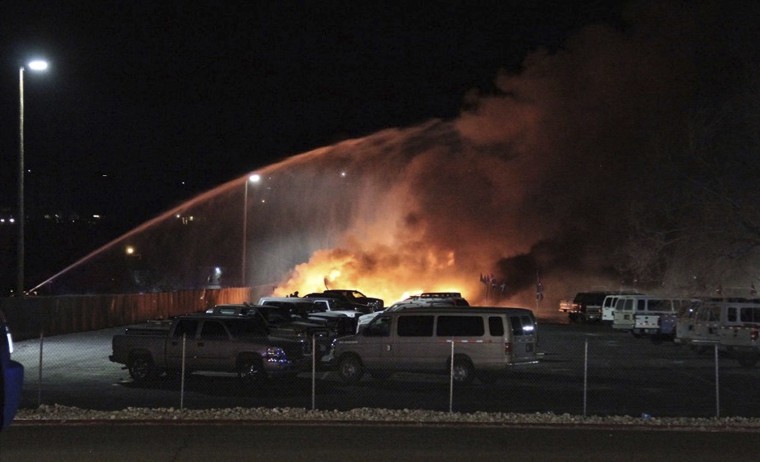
[2,422,760,462]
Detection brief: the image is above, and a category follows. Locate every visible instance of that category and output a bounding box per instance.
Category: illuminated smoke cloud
[42,2,758,316]
[273,3,705,311]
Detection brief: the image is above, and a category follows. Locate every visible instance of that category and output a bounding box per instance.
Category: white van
[675,297,760,366]
[327,307,538,385]
[601,292,641,323]
[631,298,695,337]
[612,295,693,335]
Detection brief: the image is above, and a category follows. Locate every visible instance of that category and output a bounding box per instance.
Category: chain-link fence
[10,321,760,418]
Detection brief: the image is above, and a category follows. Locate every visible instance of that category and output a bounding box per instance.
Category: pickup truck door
[166,319,200,370]
[189,320,238,372]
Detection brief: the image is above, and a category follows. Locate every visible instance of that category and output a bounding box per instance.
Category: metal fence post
[449,340,454,413]
[583,337,588,417]
[180,333,187,411]
[714,343,720,418]
[311,334,316,411]
[37,328,43,407]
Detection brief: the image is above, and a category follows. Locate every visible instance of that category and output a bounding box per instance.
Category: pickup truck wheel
[128,355,155,383]
[451,357,475,385]
[238,357,267,387]
[337,354,364,384]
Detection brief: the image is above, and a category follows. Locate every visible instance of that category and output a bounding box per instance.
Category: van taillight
[505,342,513,353]
[751,329,759,342]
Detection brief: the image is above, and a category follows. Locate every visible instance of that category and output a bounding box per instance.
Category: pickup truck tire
[128,354,156,383]
[337,354,364,384]
[237,356,267,387]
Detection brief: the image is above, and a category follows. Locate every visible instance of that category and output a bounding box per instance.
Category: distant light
[9,218,15,224]
[340,171,347,177]
[27,60,49,71]
[249,174,261,183]
[92,214,101,219]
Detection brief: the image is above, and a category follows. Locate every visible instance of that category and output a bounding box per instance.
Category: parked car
[675,297,760,367]
[326,306,538,385]
[206,303,336,359]
[258,296,356,336]
[355,292,469,333]
[109,314,311,385]
[323,289,384,311]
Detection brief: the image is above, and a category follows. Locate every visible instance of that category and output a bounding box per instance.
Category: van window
[728,307,738,322]
[636,299,647,311]
[365,316,391,337]
[436,316,484,337]
[397,316,434,337]
[616,299,633,311]
[740,308,760,323]
[510,315,535,336]
[520,315,535,333]
[488,316,504,336]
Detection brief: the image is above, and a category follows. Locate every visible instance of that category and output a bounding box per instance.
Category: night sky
[0,1,626,228]
[4,1,759,301]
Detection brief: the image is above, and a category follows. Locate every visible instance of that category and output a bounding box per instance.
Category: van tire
[337,354,364,384]
[451,357,475,385]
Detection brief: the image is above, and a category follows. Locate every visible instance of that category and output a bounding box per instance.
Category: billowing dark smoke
[39,1,760,318]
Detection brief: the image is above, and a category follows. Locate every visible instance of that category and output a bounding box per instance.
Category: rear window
[436,316,484,337]
[510,315,536,336]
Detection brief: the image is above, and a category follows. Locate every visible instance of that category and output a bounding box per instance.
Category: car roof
[379,306,534,316]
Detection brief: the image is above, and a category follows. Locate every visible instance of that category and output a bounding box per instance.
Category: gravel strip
[13,405,760,431]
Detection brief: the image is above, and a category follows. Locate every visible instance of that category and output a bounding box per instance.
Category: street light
[241,173,261,286]
[17,59,49,297]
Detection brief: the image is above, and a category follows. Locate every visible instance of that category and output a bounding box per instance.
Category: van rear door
[508,314,537,363]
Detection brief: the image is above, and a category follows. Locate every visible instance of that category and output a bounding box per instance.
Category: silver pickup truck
[109,314,311,385]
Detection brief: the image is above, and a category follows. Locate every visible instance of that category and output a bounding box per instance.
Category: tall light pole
[241,173,261,286]
[18,59,49,297]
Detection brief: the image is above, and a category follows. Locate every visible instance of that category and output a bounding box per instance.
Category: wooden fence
[0,287,254,341]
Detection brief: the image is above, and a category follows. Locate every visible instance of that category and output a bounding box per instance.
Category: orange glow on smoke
[272,246,481,306]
